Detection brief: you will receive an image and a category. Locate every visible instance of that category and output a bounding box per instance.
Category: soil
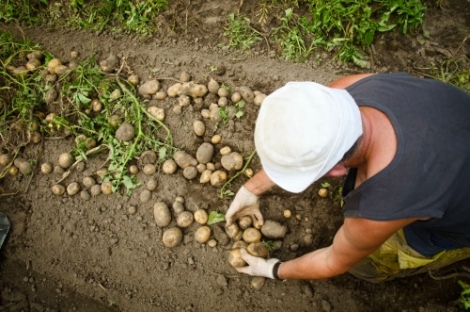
[1,1,470,312]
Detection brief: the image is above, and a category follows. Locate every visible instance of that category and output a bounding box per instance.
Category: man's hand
[225,186,260,225]
[236,249,280,278]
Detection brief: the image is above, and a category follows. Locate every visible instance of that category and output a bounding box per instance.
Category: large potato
[162,227,183,248]
[153,202,171,227]
[227,248,247,268]
[242,227,262,243]
[196,143,214,164]
[261,220,287,239]
[178,81,208,98]
[162,159,177,174]
[138,79,160,96]
[210,170,227,186]
[247,242,269,258]
[173,151,198,169]
[194,209,209,225]
[221,152,243,171]
[176,211,194,228]
[195,226,211,243]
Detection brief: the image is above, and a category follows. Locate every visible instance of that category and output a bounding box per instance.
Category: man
[225,72,470,283]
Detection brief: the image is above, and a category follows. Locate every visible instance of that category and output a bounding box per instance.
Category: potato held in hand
[227,248,247,268]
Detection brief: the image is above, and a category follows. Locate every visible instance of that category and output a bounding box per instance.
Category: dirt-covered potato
[195,226,211,243]
[238,86,254,103]
[237,216,253,230]
[147,106,165,121]
[115,123,135,142]
[177,95,190,107]
[167,83,181,97]
[217,87,229,98]
[67,182,80,196]
[221,152,243,171]
[173,151,198,169]
[194,209,208,225]
[140,190,152,203]
[250,277,266,290]
[162,159,177,174]
[176,211,194,228]
[127,74,139,85]
[210,170,227,186]
[153,202,171,227]
[261,220,287,239]
[82,176,96,188]
[26,58,42,71]
[196,143,214,164]
[162,227,183,248]
[227,248,247,268]
[211,135,222,144]
[219,146,231,156]
[142,164,156,175]
[8,166,18,176]
[0,153,12,166]
[147,179,158,191]
[14,158,32,175]
[51,184,65,195]
[193,120,205,136]
[154,91,167,100]
[179,81,208,98]
[138,79,160,96]
[199,170,213,184]
[139,150,157,165]
[247,242,269,258]
[172,201,185,215]
[196,163,206,174]
[129,165,139,175]
[254,93,267,106]
[90,184,102,197]
[101,181,113,195]
[180,71,191,82]
[242,227,262,243]
[58,152,74,169]
[225,223,240,239]
[47,58,62,74]
[40,162,53,174]
[207,78,220,94]
[99,54,118,73]
[232,240,248,249]
[231,92,242,103]
[183,166,198,180]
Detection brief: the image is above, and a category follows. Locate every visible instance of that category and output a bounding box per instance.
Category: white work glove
[225,186,262,225]
[236,249,280,279]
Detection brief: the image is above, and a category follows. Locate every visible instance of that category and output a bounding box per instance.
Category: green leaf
[321,182,331,188]
[207,211,225,225]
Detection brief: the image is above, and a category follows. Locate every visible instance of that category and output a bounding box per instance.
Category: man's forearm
[244,169,275,197]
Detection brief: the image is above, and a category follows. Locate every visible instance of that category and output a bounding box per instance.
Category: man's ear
[325,164,348,177]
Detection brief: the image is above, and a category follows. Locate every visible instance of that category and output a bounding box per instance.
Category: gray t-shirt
[342,73,470,257]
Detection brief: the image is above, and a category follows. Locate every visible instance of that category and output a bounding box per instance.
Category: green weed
[458,280,470,310]
[224,13,262,50]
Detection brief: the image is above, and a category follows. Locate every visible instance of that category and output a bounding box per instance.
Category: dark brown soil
[1,1,469,311]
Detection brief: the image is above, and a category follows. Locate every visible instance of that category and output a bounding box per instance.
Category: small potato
[47,58,62,74]
[58,152,74,169]
[82,176,96,188]
[218,97,228,107]
[129,165,139,175]
[208,239,218,248]
[225,223,240,239]
[8,166,18,176]
[179,82,208,98]
[138,80,160,96]
[26,58,42,71]
[227,248,247,268]
[40,162,53,174]
[140,189,152,203]
[101,181,113,195]
[178,95,190,107]
[254,93,267,106]
[180,71,191,82]
[206,162,216,171]
[318,188,328,198]
[219,146,232,156]
[176,211,194,228]
[244,168,254,178]
[142,163,157,175]
[162,159,177,174]
[173,151,198,169]
[51,184,65,196]
[128,74,140,85]
[242,227,262,243]
[238,86,254,103]
[162,227,183,248]
[90,184,102,196]
[172,201,185,215]
[183,166,198,180]
[0,153,12,166]
[67,182,80,196]
[238,216,253,230]
[210,170,227,186]
[196,143,214,164]
[231,92,242,103]
[251,277,266,290]
[154,91,167,100]
[14,158,32,175]
[195,226,211,243]
[193,120,206,136]
[217,87,229,98]
[91,99,102,112]
[211,135,222,144]
[167,83,182,98]
[247,242,269,258]
[196,163,206,174]
[207,78,220,94]
[194,209,208,225]
[154,202,171,227]
[147,179,158,191]
[199,170,213,184]
[221,152,243,171]
[283,209,292,219]
[147,106,165,121]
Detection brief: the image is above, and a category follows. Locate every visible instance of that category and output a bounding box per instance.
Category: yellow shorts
[349,230,470,283]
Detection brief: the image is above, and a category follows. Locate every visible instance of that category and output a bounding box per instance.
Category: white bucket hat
[254,81,362,193]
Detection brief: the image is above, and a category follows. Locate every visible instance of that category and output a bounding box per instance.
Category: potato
[217,87,229,98]
[140,190,152,203]
[219,146,231,156]
[8,166,18,176]
[232,240,248,249]
[173,151,197,169]
[178,95,191,107]
[47,58,62,74]
[127,74,139,85]
[90,184,102,197]
[129,165,139,175]
[138,80,160,96]
[206,162,216,171]
[67,182,80,196]
[193,120,206,136]
[231,92,242,103]
[221,152,243,171]
[45,88,58,104]
[194,209,208,225]
[251,277,266,290]
[154,91,167,100]
[254,93,267,106]
[244,168,254,178]
[207,239,217,248]
[283,209,292,219]
[218,97,228,107]
[51,184,65,196]
[26,58,42,71]
[108,115,122,127]
[82,176,96,188]
[196,143,214,164]
[239,86,254,103]
[208,78,220,94]
[142,164,156,175]
[172,201,185,215]
[196,163,206,174]
[147,106,165,121]
[175,196,185,204]
[243,227,262,243]
[261,220,287,239]
[211,135,222,144]
[40,162,53,174]
[162,227,183,248]
[318,188,328,197]
[58,152,74,169]
[227,249,247,268]
[91,99,102,112]
[199,170,213,184]
[101,181,113,195]
[153,202,171,227]
[0,153,12,166]
[115,122,135,142]
[27,50,44,61]
[179,81,208,98]
[13,158,32,175]
[210,170,227,186]
[176,211,194,228]
[201,109,210,119]
[54,65,69,76]
[180,71,191,82]
[238,216,253,230]
[246,242,269,259]
[183,166,198,179]
[140,150,157,164]
[147,179,158,191]
[225,223,240,239]
[167,83,182,97]
[162,159,177,174]
[195,226,211,243]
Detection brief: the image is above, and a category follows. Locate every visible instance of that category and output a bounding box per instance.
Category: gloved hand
[236,248,280,279]
[225,186,262,225]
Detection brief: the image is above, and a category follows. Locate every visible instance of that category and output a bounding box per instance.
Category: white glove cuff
[240,185,259,200]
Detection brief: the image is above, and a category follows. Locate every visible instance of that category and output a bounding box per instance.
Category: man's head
[254,81,362,193]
